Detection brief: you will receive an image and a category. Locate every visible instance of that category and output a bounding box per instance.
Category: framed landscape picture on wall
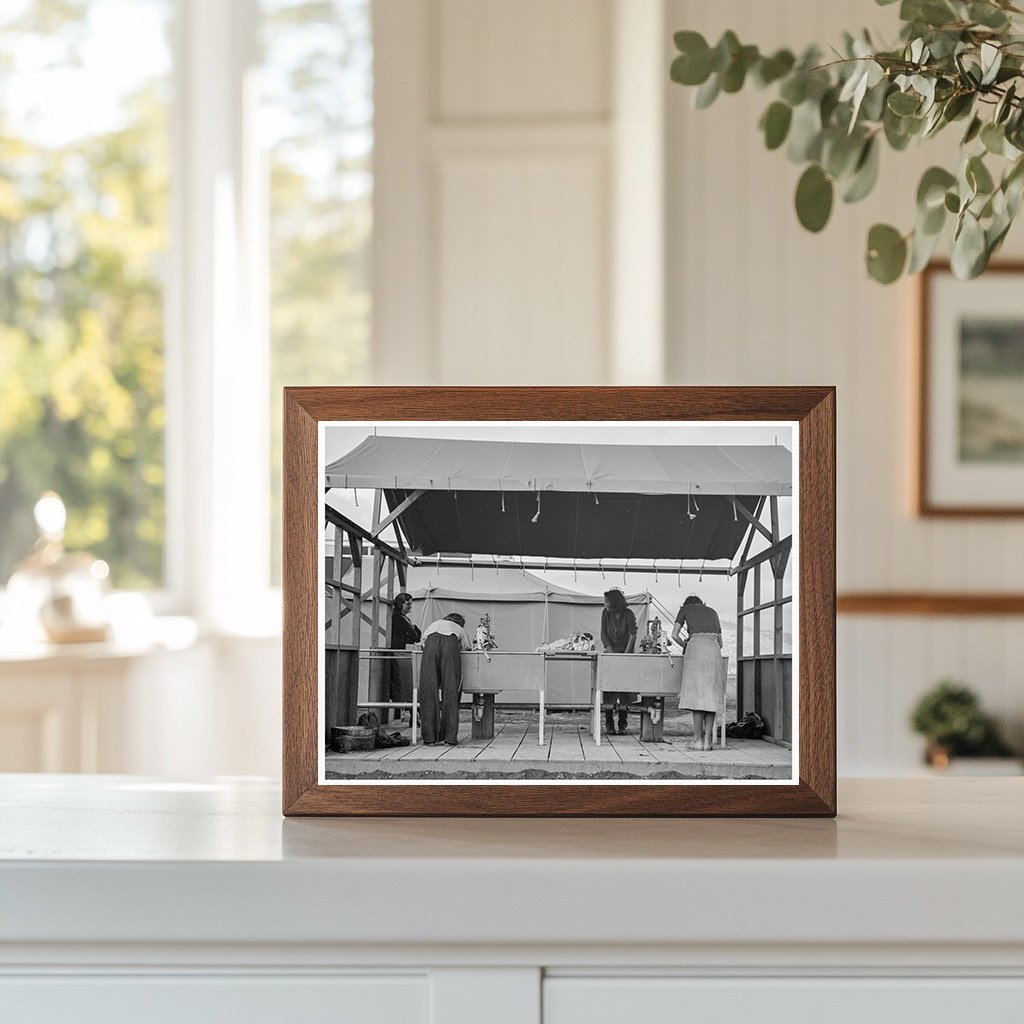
[918,262,1024,516]
[282,387,836,817]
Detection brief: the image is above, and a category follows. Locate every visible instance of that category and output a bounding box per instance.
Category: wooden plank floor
[327,722,791,770]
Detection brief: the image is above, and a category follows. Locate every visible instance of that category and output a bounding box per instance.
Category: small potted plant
[909,680,1019,773]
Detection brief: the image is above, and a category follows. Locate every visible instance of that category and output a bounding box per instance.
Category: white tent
[348,566,652,707]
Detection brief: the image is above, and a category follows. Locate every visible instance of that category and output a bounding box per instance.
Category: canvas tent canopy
[325,436,793,562]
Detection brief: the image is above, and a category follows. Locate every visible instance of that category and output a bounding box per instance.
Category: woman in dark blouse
[600,588,637,735]
[388,593,421,724]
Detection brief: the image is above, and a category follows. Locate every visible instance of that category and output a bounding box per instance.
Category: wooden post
[348,531,362,726]
[736,568,747,719]
[383,556,396,723]
[368,489,385,709]
[771,494,785,742]
[753,561,762,720]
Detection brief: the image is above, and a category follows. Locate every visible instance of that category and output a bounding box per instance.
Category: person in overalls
[419,613,471,745]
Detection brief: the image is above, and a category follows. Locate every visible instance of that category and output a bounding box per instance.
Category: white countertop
[1,776,1022,953]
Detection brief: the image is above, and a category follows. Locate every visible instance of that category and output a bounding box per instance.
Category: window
[0,0,172,589]
[261,0,373,581]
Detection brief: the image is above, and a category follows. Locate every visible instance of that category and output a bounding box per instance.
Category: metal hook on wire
[531,489,541,524]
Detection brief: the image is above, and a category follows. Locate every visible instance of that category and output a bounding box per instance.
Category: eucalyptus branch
[670,0,1024,283]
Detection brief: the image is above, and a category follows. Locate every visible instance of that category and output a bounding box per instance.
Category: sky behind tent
[322,421,795,631]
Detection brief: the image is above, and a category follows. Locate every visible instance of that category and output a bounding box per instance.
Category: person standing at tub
[387,593,421,725]
[600,589,637,736]
[671,594,724,751]
[419,612,471,745]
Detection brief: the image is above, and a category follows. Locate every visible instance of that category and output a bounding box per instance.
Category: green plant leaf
[866,223,907,283]
[671,32,713,86]
[951,211,986,278]
[917,166,957,210]
[842,137,880,203]
[962,115,983,145]
[721,44,759,92]
[753,49,795,87]
[888,90,921,115]
[967,154,995,195]
[779,73,807,106]
[760,101,792,150]
[981,121,1005,155]
[694,73,721,109]
[787,100,823,162]
[969,2,1009,29]
[908,221,942,273]
[944,190,960,213]
[710,31,740,73]
[795,164,834,232]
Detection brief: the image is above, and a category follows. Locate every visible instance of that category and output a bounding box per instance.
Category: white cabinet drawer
[544,977,1024,1024]
[0,974,427,1024]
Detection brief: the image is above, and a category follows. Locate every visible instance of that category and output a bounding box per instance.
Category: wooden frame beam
[371,489,424,538]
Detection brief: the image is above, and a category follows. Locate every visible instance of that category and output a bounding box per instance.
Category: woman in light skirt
[671,594,724,751]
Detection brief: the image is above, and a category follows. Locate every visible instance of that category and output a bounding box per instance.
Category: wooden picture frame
[283,387,836,816]
[916,260,1024,517]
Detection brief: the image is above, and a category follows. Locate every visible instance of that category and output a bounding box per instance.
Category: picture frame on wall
[282,387,836,817]
[917,261,1024,517]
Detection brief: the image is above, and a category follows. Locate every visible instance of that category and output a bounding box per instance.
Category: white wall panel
[436,150,608,383]
[665,0,1024,774]
[438,0,610,120]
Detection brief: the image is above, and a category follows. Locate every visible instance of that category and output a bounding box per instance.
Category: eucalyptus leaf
[917,166,957,210]
[795,164,834,232]
[842,137,880,203]
[787,100,824,162]
[908,221,942,273]
[888,90,921,115]
[866,223,908,283]
[951,211,986,278]
[967,154,995,195]
[754,49,795,87]
[694,73,721,109]
[779,73,807,106]
[962,115,983,145]
[981,121,1005,155]
[995,82,1017,124]
[710,31,740,73]
[970,2,1009,30]
[760,102,793,150]
[980,42,1002,86]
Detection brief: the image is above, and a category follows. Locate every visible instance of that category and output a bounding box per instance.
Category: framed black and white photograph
[918,262,1024,517]
[283,387,835,816]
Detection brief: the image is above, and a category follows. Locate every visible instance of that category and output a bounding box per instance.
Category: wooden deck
[325,720,792,780]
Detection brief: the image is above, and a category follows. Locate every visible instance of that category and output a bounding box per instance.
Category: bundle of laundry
[536,631,595,653]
